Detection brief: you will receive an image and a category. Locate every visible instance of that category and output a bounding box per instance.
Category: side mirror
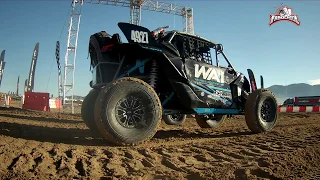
[227,65,236,75]
[216,44,223,51]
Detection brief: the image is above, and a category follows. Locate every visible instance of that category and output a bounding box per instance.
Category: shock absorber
[149,60,158,89]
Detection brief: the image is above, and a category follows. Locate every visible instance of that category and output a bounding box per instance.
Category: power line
[45,1,72,94]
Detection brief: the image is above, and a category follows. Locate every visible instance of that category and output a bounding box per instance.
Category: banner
[0,61,6,88]
[0,50,4,62]
[56,41,63,100]
[16,76,20,95]
[24,79,28,92]
[27,43,39,92]
[0,50,6,88]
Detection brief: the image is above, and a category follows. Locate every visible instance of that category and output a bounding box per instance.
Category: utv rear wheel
[163,114,187,126]
[81,89,100,134]
[94,77,162,146]
[245,88,278,133]
[195,114,226,128]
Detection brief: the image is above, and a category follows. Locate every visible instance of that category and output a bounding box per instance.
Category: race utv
[82,22,278,146]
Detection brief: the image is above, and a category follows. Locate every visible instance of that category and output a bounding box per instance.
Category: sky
[0,0,319,97]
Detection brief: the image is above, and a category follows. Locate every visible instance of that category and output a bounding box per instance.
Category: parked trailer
[282,96,320,107]
[294,96,320,106]
[279,96,320,113]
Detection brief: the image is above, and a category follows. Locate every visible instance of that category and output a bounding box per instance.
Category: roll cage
[159,30,236,71]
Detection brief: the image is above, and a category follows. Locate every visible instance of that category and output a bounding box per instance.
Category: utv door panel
[184,59,236,107]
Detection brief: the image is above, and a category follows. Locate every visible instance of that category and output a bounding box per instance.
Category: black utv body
[82,22,278,146]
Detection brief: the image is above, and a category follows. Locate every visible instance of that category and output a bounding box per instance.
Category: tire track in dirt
[0,108,320,179]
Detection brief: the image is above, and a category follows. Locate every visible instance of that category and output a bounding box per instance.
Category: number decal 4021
[131,30,149,44]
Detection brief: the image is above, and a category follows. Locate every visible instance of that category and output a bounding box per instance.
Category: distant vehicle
[282,96,320,106]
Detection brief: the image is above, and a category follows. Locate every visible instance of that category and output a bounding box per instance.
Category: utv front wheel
[163,114,187,126]
[81,89,100,134]
[195,114,226,128]
[94,77,162,146]
[245,88,278,133]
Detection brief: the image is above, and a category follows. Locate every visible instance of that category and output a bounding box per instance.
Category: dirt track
[0,107,319,179]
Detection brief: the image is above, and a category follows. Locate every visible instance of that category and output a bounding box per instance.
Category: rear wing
[118,22,157,45]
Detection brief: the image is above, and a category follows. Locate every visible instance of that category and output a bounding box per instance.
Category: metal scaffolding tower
[63,0,194,113]
[130,0,144,25]
[63,0,84,113]
[182,7,194,34]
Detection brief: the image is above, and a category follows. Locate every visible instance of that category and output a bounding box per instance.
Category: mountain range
[64,83,320,104]
[267,83,320,103]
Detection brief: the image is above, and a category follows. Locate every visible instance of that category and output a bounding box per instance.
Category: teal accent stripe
[193,108,240,114]
[162,92,174,107]
[207,85,231,92]
[118,58,151,78]
[190,83,232,105]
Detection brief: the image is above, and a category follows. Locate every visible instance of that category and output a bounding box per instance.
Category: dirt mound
[0,108,319,179]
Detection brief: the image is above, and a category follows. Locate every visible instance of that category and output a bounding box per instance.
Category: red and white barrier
[23,92,50,111]
[49,99,62,109]
[278,106,320,113]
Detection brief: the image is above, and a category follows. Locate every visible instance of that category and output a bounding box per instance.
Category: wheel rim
[261,99,275,122]
[115,96,145,128]
[170,114,183,121]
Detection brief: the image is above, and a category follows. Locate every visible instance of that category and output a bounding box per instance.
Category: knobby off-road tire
[163,114,187,126]
[94,77,162,146]
[81,89,101,134]
[245,88,278,133]
[195,114,227,128]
